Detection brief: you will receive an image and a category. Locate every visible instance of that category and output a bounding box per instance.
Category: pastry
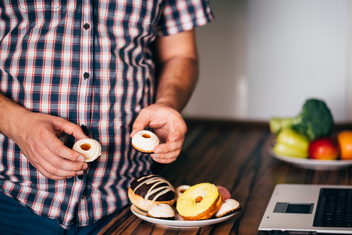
[176,182,222,221]
[72,138,101,162]
[175,185,190,201]
[131,130,159,153]
[128,174,175,211]
[216,185,231,201]
[146,203,175,220]
[215,199,241,218]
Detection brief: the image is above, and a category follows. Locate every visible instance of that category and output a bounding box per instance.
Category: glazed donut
[215,199,241,218]
[176,183,223,221]
[72,138,101,162]
[175,185,190,201]
[131,130,159,153]
[128,174,175,211]
[147,203,175,220]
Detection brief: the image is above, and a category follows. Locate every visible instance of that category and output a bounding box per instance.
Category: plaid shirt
[0,0,213,228]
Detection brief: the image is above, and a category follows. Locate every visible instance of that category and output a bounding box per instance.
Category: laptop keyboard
[313,188,352,227]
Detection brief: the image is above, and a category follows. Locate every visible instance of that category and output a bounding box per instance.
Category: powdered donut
[72,138,101,162]
[215,199,241,218]
[147,203,175,220]
[131,130,159,153]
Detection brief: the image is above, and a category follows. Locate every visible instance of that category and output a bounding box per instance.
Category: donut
[215,199,241,218]
[176,183,223,221]
[72,138,101,162]
[216,185,231,201]
[147,203,175,220]
[128,174,175,211]
[131,130,159,153]
[175,185,190,201]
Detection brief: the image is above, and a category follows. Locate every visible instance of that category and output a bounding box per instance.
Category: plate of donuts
[130,205,238,228]
[128,175,240,228]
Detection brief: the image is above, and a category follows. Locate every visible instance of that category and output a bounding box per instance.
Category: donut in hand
[131,130,159,153]
[72,138,101,162]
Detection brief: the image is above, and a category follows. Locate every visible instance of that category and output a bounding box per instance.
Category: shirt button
[83,23,90,30]
[83,72,90,79]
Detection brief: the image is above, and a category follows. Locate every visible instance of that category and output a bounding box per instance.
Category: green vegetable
[269,98,334,141]
[273,128,309,158]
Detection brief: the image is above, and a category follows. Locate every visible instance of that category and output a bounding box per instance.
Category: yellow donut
[176,183,222,220]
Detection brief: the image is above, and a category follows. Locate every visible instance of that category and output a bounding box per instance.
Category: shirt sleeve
[157,0,214,36]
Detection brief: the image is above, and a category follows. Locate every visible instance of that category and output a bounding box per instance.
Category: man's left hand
[130,103,187,163]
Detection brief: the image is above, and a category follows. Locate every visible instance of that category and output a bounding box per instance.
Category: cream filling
[147,204,175,218]
[72,138,101,162]
[132,130,159,152]
[215,199,240,217]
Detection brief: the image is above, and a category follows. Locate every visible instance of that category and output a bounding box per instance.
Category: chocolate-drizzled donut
[128,174,175,211]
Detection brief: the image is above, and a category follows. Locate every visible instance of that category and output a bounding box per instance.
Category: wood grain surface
[99,119,352,235]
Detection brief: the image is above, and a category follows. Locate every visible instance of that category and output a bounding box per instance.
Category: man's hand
[130,103,187,163]
[0,96,89,180]
[130,29,198,163]
[16,113,89,180]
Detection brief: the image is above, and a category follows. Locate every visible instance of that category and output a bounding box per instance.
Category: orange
[337,131,352,160]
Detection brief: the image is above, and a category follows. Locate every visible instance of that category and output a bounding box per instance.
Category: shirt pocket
[15,3,65,26]
[18,3,63,12]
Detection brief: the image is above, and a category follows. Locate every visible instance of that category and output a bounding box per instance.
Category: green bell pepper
[273,128,309,158]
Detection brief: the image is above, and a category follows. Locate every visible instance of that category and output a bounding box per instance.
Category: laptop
[258,184,352,234]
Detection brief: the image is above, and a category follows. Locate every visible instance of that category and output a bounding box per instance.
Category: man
[0,0,213,234]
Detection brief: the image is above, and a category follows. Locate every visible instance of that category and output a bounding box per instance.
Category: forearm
[153,29,199,112]
[0,93,29,139]
[155,55,198,111]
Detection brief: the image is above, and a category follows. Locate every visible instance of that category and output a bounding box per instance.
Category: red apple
[308,137,339,160]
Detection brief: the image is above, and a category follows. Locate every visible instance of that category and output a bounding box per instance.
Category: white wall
[182,0,351,123]
[182,0,248,120]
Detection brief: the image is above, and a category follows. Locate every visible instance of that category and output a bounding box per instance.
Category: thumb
[59,119,88,140]
[130,112,150,137]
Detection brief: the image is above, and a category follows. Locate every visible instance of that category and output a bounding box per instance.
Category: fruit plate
[130,205,238,228]
[269,147,352,170]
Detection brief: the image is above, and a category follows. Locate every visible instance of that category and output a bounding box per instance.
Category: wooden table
[99,120,352,235]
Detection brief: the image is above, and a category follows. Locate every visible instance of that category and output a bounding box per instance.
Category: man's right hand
[0,95,88,180]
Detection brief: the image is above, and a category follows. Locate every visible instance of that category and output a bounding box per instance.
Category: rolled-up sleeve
[157,0,214,36]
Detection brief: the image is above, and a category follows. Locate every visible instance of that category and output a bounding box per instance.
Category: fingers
[56,118,88,140]
[19,115,90,180]
[150,135,185,163]
[28,133,88,180]
[130,112,150,137]
[131,104,188,163]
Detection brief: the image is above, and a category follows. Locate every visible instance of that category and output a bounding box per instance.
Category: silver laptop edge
[258,184,352,234]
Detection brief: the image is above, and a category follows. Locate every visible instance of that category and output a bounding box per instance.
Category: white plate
[130,205,238,228]
[269,147,352,170]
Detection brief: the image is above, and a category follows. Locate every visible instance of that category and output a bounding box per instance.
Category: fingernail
[172,136,178,142]
[78,156,85,162]
[77,170,84,175]
[82,164,88,170]
[154,148,162,153]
